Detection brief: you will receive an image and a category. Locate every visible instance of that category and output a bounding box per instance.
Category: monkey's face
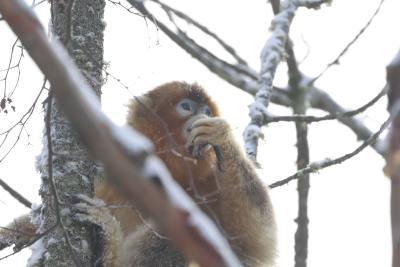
[174,97,214,141]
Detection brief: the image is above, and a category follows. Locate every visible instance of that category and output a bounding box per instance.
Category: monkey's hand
[187,117,231,159]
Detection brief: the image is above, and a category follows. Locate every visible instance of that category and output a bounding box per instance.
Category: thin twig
[1,38,19,98]
[0,79,47,163]
[265,85,387,123]
[153,0,248,65]
[106,0,144,17]
[270,114,391,188]
[311,0,386,83]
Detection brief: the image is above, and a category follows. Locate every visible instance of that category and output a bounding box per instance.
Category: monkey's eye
[176,98,195,117]
[180,102,191,111]
[204,106,212,117]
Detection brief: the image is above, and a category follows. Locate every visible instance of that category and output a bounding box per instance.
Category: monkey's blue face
[175,98,213,118]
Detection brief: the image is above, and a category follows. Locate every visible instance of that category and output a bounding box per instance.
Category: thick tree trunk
[29,1,105,266]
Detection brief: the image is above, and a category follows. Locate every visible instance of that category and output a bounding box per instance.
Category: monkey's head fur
[127,81,219,190]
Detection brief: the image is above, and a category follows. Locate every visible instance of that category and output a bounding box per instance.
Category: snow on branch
[297,0,331,9]
[244,0,298,161]
[0,1,242,266]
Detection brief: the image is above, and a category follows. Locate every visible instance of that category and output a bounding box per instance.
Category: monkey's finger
[186,126,211,147]
[191,117,220,128]
[191,135,214,158]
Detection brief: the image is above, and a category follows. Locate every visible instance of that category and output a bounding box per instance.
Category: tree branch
[0,178,32,208]
[243,0,298,160]
[385,49,400,267]
[270,114,391,188]
[311,0,386,83]
[265,85,387,123]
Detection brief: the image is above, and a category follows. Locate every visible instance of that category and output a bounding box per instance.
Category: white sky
[0,0,400,266]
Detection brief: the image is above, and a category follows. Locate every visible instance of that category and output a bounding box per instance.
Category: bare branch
[312,0,386,83]
[265,85,387,123]
[0,178,32,208]
[153,0,248,65]
[0,79,46,163]
[0,1,242,266]
[107,0,144,17]
[270,114,391,188]
[291,83,311,267]
[309,86,386,155]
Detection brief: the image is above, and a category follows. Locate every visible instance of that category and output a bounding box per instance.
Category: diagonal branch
[0,178,32,208]
[312,0,386,83]
[270,114,391,188]
[152,0,248,65]
[265,85,387,123]
[309,86,385,155]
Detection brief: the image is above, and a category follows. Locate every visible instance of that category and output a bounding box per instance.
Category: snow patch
[27,238,45,266]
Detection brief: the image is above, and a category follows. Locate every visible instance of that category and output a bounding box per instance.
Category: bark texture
[30,1,105,266]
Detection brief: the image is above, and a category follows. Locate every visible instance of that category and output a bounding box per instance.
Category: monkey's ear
[128,95,154,118]
[134,95,153,109]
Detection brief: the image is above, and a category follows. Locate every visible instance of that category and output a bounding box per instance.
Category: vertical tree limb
[243,0,298,161]
[292,82,310,267]
[286,38,310,266]
[385,50,400,267]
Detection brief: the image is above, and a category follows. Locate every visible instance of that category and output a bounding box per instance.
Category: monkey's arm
[189,117,277,266]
